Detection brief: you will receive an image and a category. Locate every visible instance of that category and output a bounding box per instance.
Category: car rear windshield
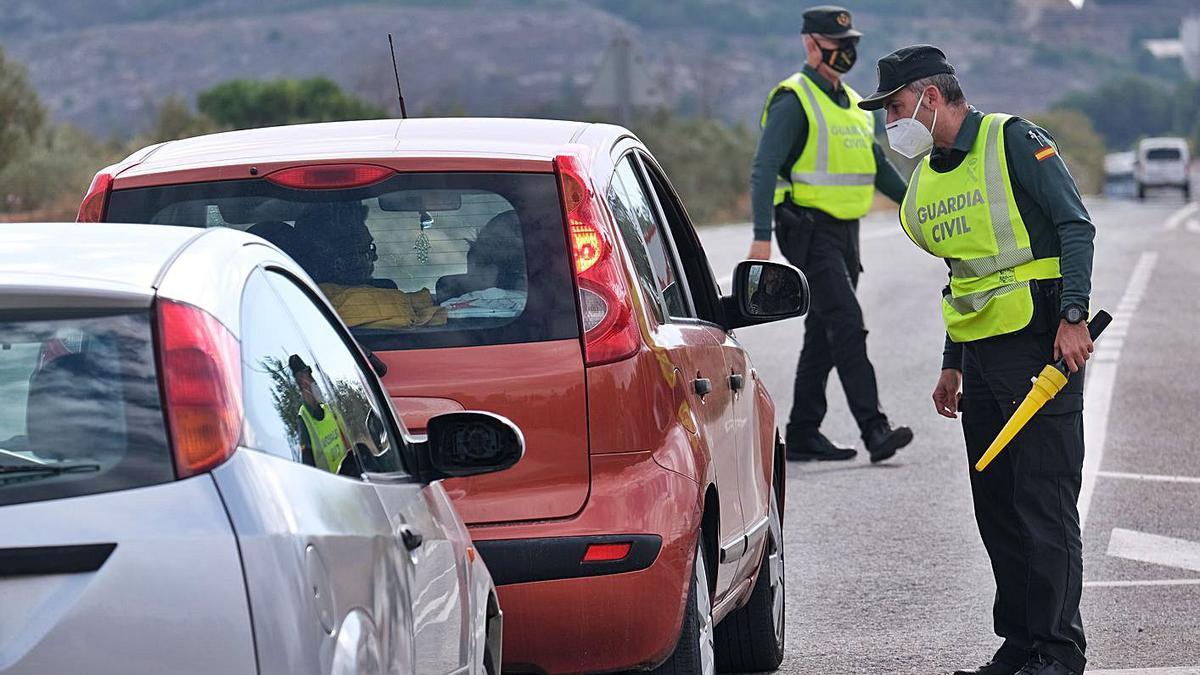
[1146,148,1182,161]
[107,172,579,351]
[0,311,172,507]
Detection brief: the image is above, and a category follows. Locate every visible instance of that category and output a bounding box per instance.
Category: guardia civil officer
[749,5,914,463]
[859,46,1095,675]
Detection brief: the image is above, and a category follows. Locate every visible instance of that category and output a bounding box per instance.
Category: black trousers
[774,204,886,441]
[960,285,1087,673]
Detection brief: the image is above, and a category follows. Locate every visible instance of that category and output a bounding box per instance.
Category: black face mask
[820,40,857,73]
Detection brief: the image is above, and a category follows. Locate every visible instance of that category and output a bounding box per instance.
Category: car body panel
[0,477,256,675]
[474,451,701,674]
[378,339,589,525]
[211,449,417,675]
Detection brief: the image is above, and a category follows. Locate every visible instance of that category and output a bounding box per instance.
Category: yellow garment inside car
[319,284,448,329]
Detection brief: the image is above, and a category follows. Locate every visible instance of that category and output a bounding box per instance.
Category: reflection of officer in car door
[289,354,357,476]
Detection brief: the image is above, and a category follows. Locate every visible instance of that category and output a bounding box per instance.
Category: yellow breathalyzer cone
[974,365,1067,472]
[973,310,1112,473]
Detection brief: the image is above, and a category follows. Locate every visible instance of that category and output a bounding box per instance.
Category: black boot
[953,661,1022,675]
[786,430,856,462]
[1014,654,1079,675]
[863,422,913,463]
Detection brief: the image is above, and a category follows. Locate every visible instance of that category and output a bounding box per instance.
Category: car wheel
[714,485,785,672]
[647,539,715,675]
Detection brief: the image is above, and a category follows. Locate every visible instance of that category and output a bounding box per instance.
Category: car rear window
[1146,148,1182,161]
[0,311,172,507]
[107,172,580,351]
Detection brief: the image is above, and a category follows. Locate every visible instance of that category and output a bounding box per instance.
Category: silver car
[0,223,515,675]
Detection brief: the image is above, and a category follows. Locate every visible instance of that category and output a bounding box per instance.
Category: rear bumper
[469,451,704,674]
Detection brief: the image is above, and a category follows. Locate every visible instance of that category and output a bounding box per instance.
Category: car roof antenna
[388,33,408,119]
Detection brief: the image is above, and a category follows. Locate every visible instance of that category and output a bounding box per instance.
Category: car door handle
[694,377,712,396]
[729,373,745,392]
[399,525,424,551]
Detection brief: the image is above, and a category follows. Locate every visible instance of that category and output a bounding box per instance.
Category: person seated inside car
[436,210,527,319]
[293,202,447,330]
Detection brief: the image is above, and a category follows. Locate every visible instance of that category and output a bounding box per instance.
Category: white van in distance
[1134,136,1191,200]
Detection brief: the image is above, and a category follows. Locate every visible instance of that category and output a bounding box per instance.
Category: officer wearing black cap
[861,45,1096,675]
[749,5,914,464]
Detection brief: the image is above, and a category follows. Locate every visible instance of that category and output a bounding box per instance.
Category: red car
[84,118,807,674]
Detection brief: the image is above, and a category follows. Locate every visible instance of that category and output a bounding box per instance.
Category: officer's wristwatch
[1061,305,1086,325]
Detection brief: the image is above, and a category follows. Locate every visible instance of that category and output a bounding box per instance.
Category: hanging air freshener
[414,210,434,263]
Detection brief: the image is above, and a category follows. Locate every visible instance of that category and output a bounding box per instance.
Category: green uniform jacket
[938,108,1096,369]
[751,65,908,239]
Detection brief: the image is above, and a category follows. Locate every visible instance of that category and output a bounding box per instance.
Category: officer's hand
[1054,320,1094,373]
[932,368,962,419]
[747,240,772,260]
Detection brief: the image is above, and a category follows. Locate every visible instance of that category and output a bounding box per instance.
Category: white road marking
[1097,470,1200,485]
[1089,662,1200,667]
[1107,528,1200,574]
[1164,201,1199,231]
[1085,578,1200,588]
[1080,252,1158,529]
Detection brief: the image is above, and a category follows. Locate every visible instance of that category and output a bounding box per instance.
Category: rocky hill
[2,0,1195,137]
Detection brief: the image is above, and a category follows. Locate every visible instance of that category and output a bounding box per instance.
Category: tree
[145,95,219,143]
[1027,110,1107,195]
[1053,76,1175,151]
[0,45,46,176]
[197,77,387,131]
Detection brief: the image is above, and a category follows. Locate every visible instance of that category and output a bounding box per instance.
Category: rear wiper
[0,463,101,481]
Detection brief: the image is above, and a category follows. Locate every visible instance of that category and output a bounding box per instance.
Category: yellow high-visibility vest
[899,113,1062,342]
[299,403,350,474]
[761,72,877,220]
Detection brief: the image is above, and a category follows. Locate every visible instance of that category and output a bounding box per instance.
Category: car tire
[647,539,715,675]
[714,485,785,673]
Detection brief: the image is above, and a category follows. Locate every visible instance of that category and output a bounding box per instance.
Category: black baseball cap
[288,354,312,375]
[802,5,862,39]
[858,44,956,111]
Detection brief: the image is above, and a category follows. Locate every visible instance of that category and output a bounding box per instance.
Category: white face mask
[886,90,938,159]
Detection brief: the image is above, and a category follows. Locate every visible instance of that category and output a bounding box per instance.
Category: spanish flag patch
[1034,145,1057,162]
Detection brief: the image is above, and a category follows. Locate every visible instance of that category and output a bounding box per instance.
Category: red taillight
[265,164,394,190]
[570,222,605,275]
[157,299,243,479]
[582,542,632,563]
[556,154,639,366]
[76,170,114,222]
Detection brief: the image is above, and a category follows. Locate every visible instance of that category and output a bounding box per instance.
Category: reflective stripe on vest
[762,73,876,218]
[299,403,349,473]
[899,113,1062,342]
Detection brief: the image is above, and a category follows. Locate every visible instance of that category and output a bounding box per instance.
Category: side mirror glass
[424,411,524,479]
[721,260,809,329]
[365,409,391,455]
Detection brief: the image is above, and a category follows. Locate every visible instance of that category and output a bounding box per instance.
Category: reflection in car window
[106,173,578,351]
[608,157,690,319]
[0,312,171,507]
[264,271,407,476]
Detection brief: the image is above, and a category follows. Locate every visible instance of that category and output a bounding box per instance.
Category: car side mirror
[418,411,524,481]
[720,260,809,330]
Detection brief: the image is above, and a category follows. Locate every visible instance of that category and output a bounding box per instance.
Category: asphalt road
[699,191,1200,675]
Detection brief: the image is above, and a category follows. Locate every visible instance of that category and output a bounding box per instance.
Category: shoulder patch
[1034,145,1057,162]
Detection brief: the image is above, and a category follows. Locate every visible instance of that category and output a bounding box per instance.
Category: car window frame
[607,149,698,323]
[629,148,728,330]
[257,265,418,482]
